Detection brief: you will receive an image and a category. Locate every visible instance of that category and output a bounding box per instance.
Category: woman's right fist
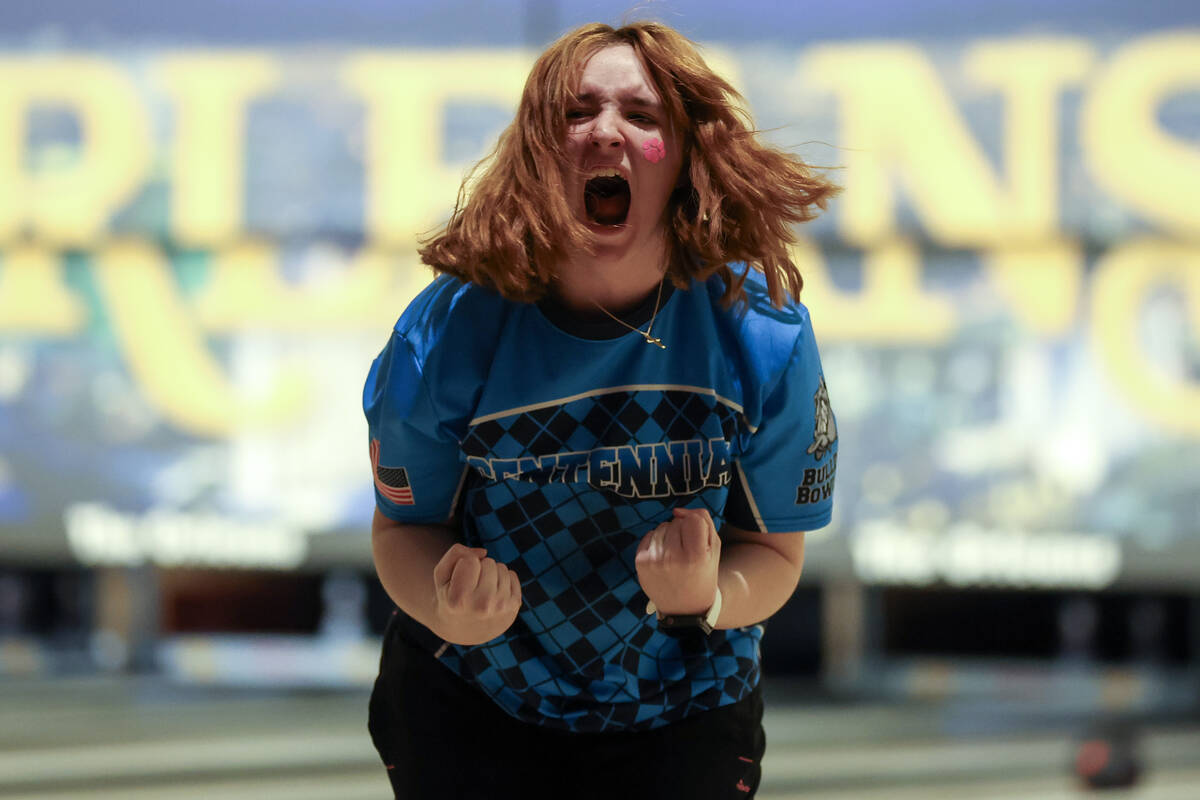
[432,543,523,646]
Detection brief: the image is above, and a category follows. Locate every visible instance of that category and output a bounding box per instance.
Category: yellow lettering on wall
[1091,239,1200,436]
[356,248,441,329]
[1081,33,1200,236]
[0,57,152,246]
[801,42,1087,247]
[193,240,433,331]
[91,240,308,436]
[963,39,1093,241]
[0,246,85,334]
[157,54,282,247]
[793,237,955,343]
[983,239,1083,336]
[341,51,531,246]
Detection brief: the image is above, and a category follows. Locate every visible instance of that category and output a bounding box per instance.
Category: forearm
[370,510,457,635]
[714,538,804,630]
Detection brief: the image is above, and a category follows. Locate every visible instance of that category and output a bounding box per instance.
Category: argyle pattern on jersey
[462,388,741,458]
[425,388,762,732]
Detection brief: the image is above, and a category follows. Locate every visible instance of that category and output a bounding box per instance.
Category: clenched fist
[635,506,720,617]
[433,543,522,646]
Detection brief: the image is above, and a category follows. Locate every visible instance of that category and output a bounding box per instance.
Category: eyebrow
[574,91,662,110]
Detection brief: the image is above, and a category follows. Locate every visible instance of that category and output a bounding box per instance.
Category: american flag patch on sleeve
[370,438,415,505]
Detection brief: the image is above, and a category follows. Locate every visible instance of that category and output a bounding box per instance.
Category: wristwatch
[645,587,722,635]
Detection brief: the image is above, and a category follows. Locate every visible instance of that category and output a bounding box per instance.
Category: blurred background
[1,0,1198,797]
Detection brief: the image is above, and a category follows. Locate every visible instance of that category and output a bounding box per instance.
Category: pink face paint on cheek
[642,138,666,163]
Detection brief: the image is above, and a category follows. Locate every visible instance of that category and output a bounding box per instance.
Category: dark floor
[1,675,1198,799]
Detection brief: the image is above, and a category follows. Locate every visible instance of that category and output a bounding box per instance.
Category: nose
[589,110,623,149]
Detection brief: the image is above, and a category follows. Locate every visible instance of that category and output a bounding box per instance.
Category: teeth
[588,168,625,180]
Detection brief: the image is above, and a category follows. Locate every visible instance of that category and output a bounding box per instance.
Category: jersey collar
[536,280,677,340]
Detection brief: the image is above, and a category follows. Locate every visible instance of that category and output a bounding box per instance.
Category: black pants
[368,620,766,799]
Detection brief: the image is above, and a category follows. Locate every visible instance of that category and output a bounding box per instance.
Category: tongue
[585,190,630,226]
[591,194,627,224]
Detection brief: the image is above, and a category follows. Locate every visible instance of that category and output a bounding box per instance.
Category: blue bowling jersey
[363,268,837,732]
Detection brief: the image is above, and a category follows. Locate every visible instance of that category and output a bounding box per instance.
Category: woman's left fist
[634,506,720,616]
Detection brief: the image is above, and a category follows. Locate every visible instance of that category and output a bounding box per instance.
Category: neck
[552,233,670,314]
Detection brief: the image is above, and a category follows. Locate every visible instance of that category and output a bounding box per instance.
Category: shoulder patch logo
[370,438,415,505]
[806,376,837,461]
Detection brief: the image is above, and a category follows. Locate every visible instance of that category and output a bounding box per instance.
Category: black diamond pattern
[531,432,562,454]
[508,524,540,552]
[573,609,603,634]
[720,411,738,442]
[582,541,610,569]
[522,580,549,608]
[566,519,596,544]
[493,501,526,530]
[531,511,565,538]
[616,402,650,434]
[577,573,606,599]
[519,492,551,519]
[555,586,586,616]
[650,400,678,432]
[565,637,599,667]
[546,410,580,441]
[596,392,628,416]
[592,508,620,533]
[466,420,506,454]
[508,414,542,447]
[593,594,624,618]
[581,406,614,439]
[433,386,763,733]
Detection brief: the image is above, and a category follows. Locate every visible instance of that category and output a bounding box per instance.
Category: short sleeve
[363,332,465,523]
[724,322,838,533]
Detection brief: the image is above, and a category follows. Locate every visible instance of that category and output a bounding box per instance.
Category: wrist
[646,585,722,634]
[644,583,720,617]
[434,617,491,647]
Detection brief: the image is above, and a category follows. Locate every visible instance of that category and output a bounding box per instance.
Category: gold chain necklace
[592,276,667,349]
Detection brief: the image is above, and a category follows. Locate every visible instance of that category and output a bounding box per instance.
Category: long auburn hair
[418,21,838,308]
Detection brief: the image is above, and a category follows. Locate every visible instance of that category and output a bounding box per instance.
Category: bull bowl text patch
[798,376,837,505]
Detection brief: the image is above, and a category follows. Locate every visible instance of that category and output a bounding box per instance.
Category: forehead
[575,44,662,106]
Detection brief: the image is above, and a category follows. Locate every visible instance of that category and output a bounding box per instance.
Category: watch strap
[646,586,722,634]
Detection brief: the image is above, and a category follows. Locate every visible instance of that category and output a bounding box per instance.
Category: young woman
[364,21,838,799]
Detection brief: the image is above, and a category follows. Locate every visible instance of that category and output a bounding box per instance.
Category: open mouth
[584,174,631,226]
